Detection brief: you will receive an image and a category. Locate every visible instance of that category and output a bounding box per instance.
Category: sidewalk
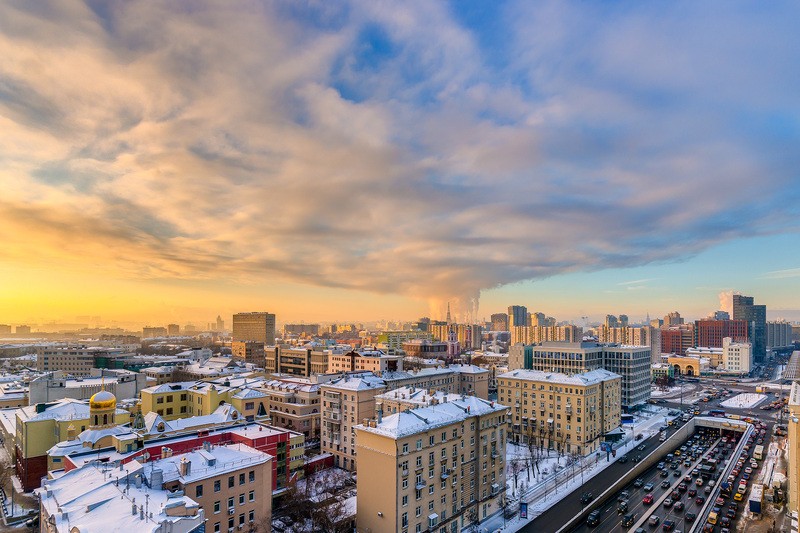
[471,407,670,532]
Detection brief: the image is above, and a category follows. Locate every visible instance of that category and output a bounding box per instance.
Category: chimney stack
[376,402,383,424]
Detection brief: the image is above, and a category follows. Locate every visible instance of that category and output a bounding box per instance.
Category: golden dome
[90,390,116,409]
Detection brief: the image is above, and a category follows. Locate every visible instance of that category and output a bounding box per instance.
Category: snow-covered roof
[322,374,386,391]
[144,443,271,484]
[357,396,508,439]
[143,403,242,435]
[17,398,128,423]
[38,460,204,532]
[141,381,197,394]
[498,368,621,386]
[376,386,461,406]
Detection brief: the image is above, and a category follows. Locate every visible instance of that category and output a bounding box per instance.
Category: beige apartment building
[381,365,490,399]
[320,373,386,471]
[377,386,463,415]
[259,376,322,438]
[356,396,508,533]
[498,368,621,455]
[232,341,266,366]
[146,443,272,533]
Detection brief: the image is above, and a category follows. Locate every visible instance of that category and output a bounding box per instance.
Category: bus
[753,444,764,460]
[710,409,726,417]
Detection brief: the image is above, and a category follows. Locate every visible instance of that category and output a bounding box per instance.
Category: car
[634,478,645,488]
[674,471,681,477]
[743,472,750,480]
[580,492,593,504]
[634,455,642,462]
[734,492,743,501]
[704,485,713,494]
[618,501,629,514]
[658,462,666,470]
[643,494,654,505]
[663,498,674,508]
[720,517,731,528]
[587,510,600,526]
[662,480,671,488]
[619,455,629,464]
[678,483,687,492]
[649,515,661,526]
[684,459,692,467]
[715,497,726,506]
[686,512,697,522]
[695,496,706,505]
[661,470,669,478]
[671,490,680,500]
[726,508,736,519]
[638,444,647,451]
[662,519,676,531]
[688,489,697,497]
[619,491,630,501]
[644,482,655,491]
[623,513,636,527]
[684,474,693,482]
[674,501,685,512]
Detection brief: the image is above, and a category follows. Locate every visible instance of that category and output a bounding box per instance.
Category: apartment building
[327,349,403,374]
[36,346,132,376]
[265,346,329,376]
[378,330,433,351]
[145,443,273,533]
[498,369,621,454]
[320,373,387,471]
[28,369,147,404]
[140,379,269,422]
[514,341,650,410]
[381,365,490,399]
[259,376,321,438]
[377,386,463,415]
[356,396,508,533]
[722,337,752,374]
[231,341,266,366]
[787,381,800,519]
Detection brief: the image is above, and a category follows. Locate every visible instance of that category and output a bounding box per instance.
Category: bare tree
[311,497,353,533]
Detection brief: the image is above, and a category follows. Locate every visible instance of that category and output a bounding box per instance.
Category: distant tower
[446,302,452,325]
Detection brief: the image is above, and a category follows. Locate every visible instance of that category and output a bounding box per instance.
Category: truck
[749,484,764,514]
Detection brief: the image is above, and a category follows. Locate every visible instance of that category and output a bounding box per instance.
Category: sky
[1,0,800,328]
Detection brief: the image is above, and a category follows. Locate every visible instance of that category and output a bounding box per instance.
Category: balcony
[565,405,572,415]
[440,470,450,480]
[402,469,409,477]
[415,481,426,490]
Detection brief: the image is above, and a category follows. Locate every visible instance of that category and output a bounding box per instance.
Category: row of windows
[195,471,256,496]
[211,510,255,532]
[211,490,256,511]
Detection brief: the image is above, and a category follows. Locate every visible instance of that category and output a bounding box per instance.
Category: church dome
[90,390,116,409]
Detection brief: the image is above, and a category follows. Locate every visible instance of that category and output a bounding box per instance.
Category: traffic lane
[569,436,701,533]
[524,430,679,533]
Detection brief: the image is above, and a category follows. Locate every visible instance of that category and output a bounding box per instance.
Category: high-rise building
[142,326,167,338]
[663,311,684,327]
[490,313,508,331]
[231,341,266,366]
[722,337,752,374]
[766,321,793,350]
[732,295,767,363]
[167,323,180,336]
[695,319,748,348]
[215,315,224,331]
[661,324,694,356]
[604,315,619,328]
[507,305,528,328]
[0,324,11,335]
[232,312,276,344]
[283,323,320,337]
[16,325,31,335]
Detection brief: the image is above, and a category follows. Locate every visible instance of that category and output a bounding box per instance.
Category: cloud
[1,0,800,320]
[617,278,657,286]
[761,268,800,280]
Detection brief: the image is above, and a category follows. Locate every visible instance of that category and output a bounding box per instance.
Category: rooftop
[322,374,386,391]
[145,443,272,485]
[356,396,508,439]
[498,368,621,386]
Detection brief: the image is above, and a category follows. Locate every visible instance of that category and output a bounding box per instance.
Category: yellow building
[666,354,710,377]
[498,368,621,455]
[12,398,131,491]
[355,396,508,533]
[139,379,269,422]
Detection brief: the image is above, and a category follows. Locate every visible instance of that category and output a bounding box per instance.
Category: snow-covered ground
[720,393,767,409]
[484,406,669,533]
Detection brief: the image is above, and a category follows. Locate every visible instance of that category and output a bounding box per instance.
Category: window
[402,443,409,454]
[228,497,234,509]
[239,493,245,505]
[228,476,235,488]
[214,501,220,514]
[249,490,255,502]
[166,395,173,402]
[239,473,245,485]
[195,484,203,497]
[166,407,173,415]
[228,518,234,529]
[214,522,220,533]
[402,495,408,506]
[416,439,422,450]
[429,435,435,446]
[249,470,255,482]
[415,506,421,517]
[402,513,408,527]
[249,510,254,522]
[156,397,164,404]
[239,513,245,525]
[214,480,221,492]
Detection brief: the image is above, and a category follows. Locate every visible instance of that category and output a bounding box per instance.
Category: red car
[643,494,654,505]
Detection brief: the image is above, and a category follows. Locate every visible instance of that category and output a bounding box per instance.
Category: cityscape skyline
[2,2,800,326]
